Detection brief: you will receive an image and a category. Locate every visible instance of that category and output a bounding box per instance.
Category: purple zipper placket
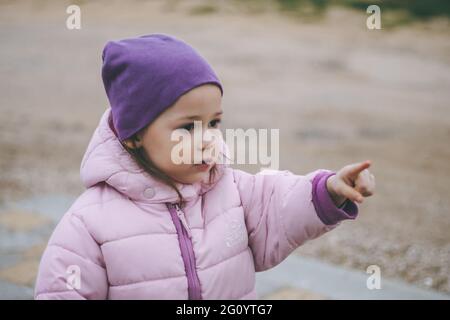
[167,203,202,300]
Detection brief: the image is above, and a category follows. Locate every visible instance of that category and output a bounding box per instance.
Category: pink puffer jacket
[34,108,358,300]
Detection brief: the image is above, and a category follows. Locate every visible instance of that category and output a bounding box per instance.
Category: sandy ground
[0,0,449,294]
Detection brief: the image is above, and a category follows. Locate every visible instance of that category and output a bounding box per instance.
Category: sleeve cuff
[311,171,359,225]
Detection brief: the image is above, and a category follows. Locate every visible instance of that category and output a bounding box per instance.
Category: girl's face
[125,84,223,185]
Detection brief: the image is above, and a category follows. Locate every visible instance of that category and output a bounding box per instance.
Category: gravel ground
[0,0,449,294]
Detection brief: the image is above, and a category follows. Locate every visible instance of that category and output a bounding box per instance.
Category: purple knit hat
[101,34,223,141]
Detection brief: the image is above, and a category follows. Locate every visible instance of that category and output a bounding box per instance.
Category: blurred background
[0,0,449,299]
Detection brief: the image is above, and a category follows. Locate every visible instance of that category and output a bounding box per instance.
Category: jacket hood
[80,108,227,204]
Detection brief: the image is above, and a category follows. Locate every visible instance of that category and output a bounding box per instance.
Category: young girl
[34,34,375,300]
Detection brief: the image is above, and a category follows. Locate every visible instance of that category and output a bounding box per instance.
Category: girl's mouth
[193,160,212,171]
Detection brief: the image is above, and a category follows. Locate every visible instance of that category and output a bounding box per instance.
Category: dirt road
[0,0,449,293]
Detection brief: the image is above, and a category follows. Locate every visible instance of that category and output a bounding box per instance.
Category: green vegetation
[277,0,450,20]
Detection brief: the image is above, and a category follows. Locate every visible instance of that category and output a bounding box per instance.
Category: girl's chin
[171,168,211,185]
[190,168,211,182]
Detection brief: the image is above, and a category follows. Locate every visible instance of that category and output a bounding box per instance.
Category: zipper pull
[175,204,192,239]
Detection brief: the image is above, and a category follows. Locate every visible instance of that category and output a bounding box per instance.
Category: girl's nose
[201,135,213,151]
[201,128,221,151]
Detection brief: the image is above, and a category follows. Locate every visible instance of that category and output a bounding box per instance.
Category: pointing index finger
[347,160,371,177]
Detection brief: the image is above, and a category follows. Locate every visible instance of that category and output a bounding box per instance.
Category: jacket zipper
[167,203,202,300]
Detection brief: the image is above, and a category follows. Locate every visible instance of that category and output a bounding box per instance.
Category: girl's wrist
[326,175,348,207]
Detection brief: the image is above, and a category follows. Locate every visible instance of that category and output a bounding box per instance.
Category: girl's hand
[326,160,375,206]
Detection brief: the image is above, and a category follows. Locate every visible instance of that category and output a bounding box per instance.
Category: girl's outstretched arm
[233,168,360,272]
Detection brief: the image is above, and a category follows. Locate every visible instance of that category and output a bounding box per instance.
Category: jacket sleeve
[34,211,108,300]
[232,168,358,272]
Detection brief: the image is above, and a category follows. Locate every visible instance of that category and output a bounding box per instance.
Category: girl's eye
[177,119,221,131]
[179,123,195,131]
[209,119,221,128]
